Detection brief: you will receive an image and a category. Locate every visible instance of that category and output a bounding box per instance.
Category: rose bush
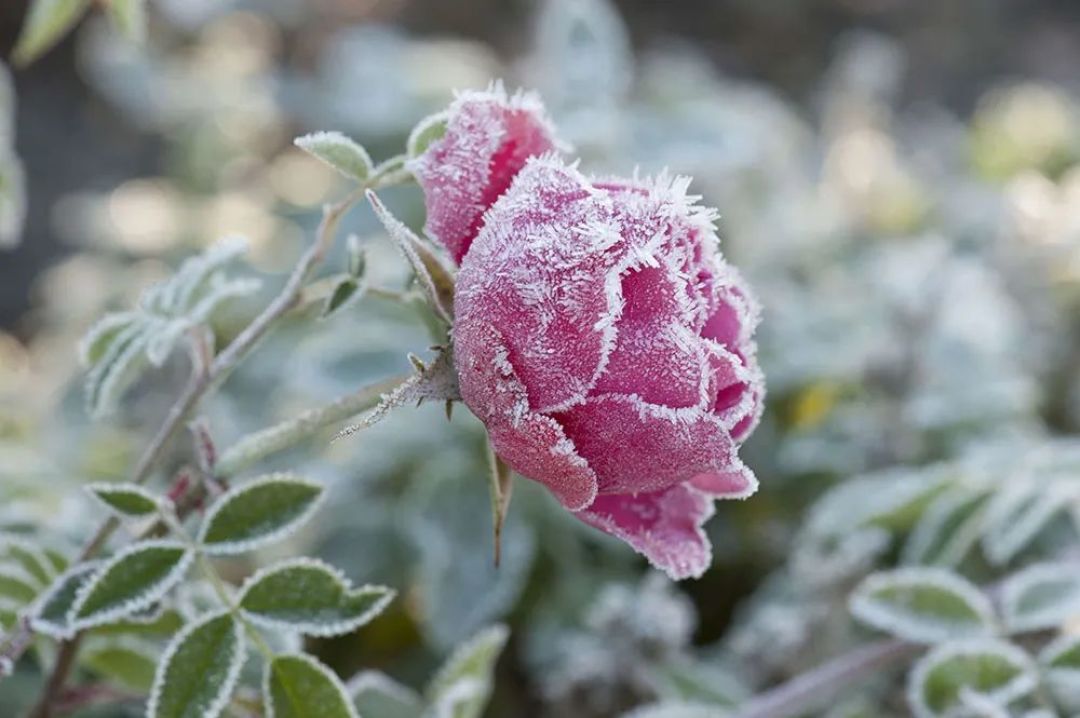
[413,87,764,579]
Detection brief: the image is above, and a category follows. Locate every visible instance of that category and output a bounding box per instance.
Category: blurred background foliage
[3,0,1080,716]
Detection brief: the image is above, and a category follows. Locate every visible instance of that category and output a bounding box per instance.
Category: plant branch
[730,639,917,718]
[23,189,365,718]
[215,373,409,478]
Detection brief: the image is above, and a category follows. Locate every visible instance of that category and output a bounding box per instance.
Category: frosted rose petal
[576,483,715,580]
[454,320,598,511]
[554,393,741,495]
[409,86,559,264]
[593,265,706,408]
[457,158,623,412]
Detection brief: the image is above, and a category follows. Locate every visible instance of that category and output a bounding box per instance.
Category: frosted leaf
[86,482,160,518]
[264,653,358,718]
[1039,634,1080,712]
[197,474,324,555]
[407,112,449,158]
[31,560,102,639]
[981,485,1070,566]
[80,237,258,417]
[69,540,193,630]
[347,671,423,718]
[849,568,994,644]
[295,131,373,182]
[238,557,394,637]
[999,563,1080,633]
[902,489,990,568]
[906,639,1036,718]
[367,190,455,323]
[149,610,245,718]
[426,625,508,718]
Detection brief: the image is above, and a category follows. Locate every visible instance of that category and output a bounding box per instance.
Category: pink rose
[412,89,764,580]
[407,84,562,265]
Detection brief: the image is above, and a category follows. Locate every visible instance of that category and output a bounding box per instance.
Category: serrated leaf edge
[147,609,245,718]
[237,556,394,637]
[197,474,324,556]
[263,652,359,718]
[69,540,193,630]
[86,481,161,518]
[30,560,102,639]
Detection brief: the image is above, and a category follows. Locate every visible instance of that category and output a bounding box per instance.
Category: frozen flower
[408,83,563,264]
[453,155,764,579]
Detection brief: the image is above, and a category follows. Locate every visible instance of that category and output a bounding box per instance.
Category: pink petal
[575,483,715,580]
[456,157,624,412]
[553,393,742,495]
[409,86,560,264]
[592,265,706,409]
[454,319,598,511]
[689,456,758,498]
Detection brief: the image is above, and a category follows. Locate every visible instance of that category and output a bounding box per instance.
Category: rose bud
[408,83,564,265]
[454,155,764,580]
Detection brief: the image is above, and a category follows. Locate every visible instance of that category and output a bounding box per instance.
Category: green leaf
[89,607,185,638]
[902,489,990,567]
[1,536,58,587]
[371,154,410,187]
[265,653,358,718]
[295,131,373,182]
[1000,563,1080,632]
[12,0,92,66]
[78,313,138,368]
[86,482,160,518]
[322,277,362,319]
[426,625,508,718]
[347,671,423,718]
[367,190,455,323]
[1040,634,1080,712]
[981,487,1069,566]
[239,558,393,637]
[0,565,37,603]
[82,635,158,692]
[849,568,994,644]
[83,318,152,418]
[70,540,192,629]
[406,112,449,158]
[907,639,1036,718]
[31,561,100,638]
[149,610,245,718]
[105,0,146,42]
[198,474,324,555]
[807,468,952,540]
